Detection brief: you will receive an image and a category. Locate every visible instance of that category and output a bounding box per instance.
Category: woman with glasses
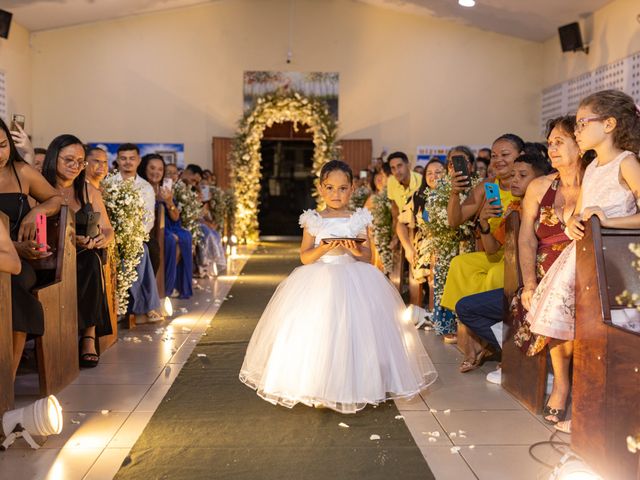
[41,134,115,368]
[0,118,63,379]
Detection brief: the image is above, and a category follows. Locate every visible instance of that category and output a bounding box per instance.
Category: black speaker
[0,9,12,39]
[558,22,583,52]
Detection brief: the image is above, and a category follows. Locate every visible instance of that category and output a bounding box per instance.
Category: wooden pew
[573,217,640,480]
[0,212,14,416]
[501,211,548,414]
[98,245,119,352]
[31,206,79,396]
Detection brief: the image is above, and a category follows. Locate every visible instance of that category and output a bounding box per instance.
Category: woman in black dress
[41,135,115,368]
[0,118,63,378]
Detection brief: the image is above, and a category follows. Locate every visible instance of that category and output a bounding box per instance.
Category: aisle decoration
[349,185,370,210]
[173,180,204,247]
[207,185,226,228]
[230,91,339,241]
[371,188,394,274]
[101,174,149,314]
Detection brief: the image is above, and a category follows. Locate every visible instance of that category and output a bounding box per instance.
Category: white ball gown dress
[239,208,437,414]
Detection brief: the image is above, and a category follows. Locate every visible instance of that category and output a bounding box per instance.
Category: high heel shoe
[79,336,99,368]
[542,404,566,425]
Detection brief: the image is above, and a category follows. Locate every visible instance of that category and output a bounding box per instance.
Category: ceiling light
[459,0,476,7]
[1,395,63,450]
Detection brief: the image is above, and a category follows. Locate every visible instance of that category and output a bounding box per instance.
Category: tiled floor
[0,247,571,479]
[396,329,570,480]
[0,250,253,480]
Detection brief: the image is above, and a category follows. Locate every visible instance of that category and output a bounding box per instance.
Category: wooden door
[211,137,233,190]
[339,139,372,175]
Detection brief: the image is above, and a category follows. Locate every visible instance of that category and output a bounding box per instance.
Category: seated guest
[42,135,115,367]
[182,164,226,276]
[387,151,422,265]
[364,164,390,272]
[474,157,489,179]
[85,146,109,188]
[115,143,163,322]
[0,118,63,378]
[456,152,551,373]
[33,148,47,173]
[0,215,21,274]
[139,154,193,299]
[165,163,180,183]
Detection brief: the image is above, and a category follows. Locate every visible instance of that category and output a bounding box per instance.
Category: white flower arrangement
[420,176,479,260]
[349,185,371,211]
[101,173,149,314]
[371,188,394,274]
[206,185,226,228]
[230,91,339,241]
[173,180,204,247]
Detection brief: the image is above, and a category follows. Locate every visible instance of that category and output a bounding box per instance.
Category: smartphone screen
[201,185,210,201]
[484,182,502,209]
[359,170,368,179]
[451,155,470,185]
[162,178,173,190]
[36,213,47,252]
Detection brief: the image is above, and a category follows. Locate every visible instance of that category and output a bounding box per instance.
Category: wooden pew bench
[573,217,640,480]
[30,206,79,396]
[0,212,14,416]
[501,211,548,414]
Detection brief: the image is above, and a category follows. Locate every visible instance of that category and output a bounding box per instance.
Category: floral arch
[230,91,339,241]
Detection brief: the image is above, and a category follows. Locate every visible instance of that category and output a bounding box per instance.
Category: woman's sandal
[459,349,490,373]
[79,336,99,369]
[542,405,566,425]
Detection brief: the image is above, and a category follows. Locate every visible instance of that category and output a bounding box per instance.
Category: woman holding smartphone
[0,118,63,379]
[41,134,114,368]
[139,154,193,299]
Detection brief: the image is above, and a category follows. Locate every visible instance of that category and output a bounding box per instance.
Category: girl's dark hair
[319,160,353,183]
[42,134,86,204]
[579,89,640,153]
[138,153,166,183]
[493,133,525,153]
[0,117,25,166]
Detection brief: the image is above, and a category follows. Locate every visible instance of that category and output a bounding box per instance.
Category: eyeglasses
[59,156,88,169]
[575,116,603,132]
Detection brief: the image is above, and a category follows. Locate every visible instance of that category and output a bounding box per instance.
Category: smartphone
[11,114,25,132]
[86,211,101,238]
[451,155,470,184]
[200,185,210,201]
[359,170,368,179]
[162,177,173,191]
[35,213,47,252]
[484,182,502,212]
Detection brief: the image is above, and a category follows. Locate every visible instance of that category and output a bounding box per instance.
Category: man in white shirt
[116,143,163,322]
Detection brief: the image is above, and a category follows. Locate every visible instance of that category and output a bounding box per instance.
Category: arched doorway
[229,92,338,242]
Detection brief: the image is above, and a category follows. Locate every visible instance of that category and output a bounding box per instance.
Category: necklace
[58,185,74,205]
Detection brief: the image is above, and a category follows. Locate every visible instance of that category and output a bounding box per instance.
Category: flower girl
[239,160,437,414]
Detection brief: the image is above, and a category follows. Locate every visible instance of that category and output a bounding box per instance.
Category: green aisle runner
[115,242,435,480]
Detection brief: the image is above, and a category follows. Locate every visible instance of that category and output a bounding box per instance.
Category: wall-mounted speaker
[0,9,12,39]
[558,22,585,53]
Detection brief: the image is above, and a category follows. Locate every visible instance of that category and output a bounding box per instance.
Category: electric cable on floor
[528,430,571,468]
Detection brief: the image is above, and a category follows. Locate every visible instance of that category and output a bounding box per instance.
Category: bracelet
[478,222,491,235]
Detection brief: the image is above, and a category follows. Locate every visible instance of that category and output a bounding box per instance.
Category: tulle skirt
[239,254,438,414]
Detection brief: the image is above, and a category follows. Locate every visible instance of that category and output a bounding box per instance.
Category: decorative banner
[243,71,339,120]
[88,142,185,168]
[416,145,490,166]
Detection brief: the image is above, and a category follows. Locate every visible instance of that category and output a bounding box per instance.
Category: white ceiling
[0,0,617,42]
